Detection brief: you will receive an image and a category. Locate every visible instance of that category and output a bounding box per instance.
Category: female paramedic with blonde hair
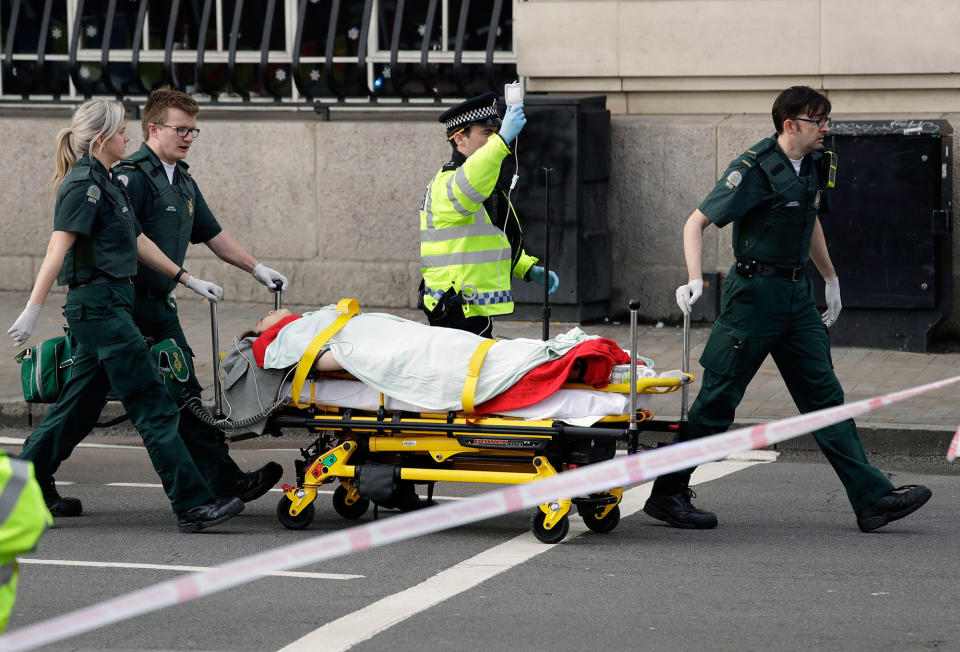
[6,99,244,533]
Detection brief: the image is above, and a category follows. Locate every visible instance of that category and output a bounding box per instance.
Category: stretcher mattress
[281,378,650,427]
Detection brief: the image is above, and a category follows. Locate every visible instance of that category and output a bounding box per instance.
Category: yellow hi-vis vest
[420,135,538,319]
[0,455,51,633]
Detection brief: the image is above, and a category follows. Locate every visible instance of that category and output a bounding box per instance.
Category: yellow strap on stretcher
[290,298,360,408]
[461,338,501,414]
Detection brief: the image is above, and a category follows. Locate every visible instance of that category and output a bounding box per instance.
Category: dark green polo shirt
[55,155,141,286]
[699,136,829,266]
[116,143,222,292]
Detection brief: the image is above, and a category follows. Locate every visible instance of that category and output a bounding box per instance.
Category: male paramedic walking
[32,89,287,516]
[644,85,932,532]
[418,92,558,337]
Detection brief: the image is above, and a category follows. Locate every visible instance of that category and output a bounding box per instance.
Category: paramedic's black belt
[69,275,133,289]
[735,257,805,282]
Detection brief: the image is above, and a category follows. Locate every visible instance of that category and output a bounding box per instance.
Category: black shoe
[856,484,932,533]
[177,496,244,533]
[40,477,82,517]
[643,488,718,529]
[234,462,284,503]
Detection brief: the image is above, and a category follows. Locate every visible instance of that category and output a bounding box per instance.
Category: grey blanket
[219,337,289,435]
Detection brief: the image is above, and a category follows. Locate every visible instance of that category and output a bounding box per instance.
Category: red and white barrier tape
[3,373,959,651]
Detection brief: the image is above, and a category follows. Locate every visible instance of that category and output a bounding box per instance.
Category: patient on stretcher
[219,305,635,425]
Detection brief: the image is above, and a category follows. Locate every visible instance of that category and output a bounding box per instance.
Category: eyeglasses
[155,122,200,138]
[791,116,831,128]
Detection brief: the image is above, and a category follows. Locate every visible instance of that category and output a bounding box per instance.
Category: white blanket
[263,308,596,412]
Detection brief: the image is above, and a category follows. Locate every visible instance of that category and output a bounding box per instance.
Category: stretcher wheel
[581,505,621,534]
[531,511,570,544]
[332,485,370,520]
[276,495,315,530]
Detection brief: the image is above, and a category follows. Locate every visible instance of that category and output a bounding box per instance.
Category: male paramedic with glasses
[34,88,287,517]
[644,85,932,533]
[418,92,558,338]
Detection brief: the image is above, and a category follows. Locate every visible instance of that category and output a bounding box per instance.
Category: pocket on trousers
[699,323,749,378]
[63,302,109,321]
[98,338,161,398]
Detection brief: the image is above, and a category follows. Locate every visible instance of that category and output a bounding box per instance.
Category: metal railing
[1,0,517,108]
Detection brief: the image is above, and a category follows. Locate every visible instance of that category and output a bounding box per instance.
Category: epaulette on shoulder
[115,158,136,170]
[738,137,777,167]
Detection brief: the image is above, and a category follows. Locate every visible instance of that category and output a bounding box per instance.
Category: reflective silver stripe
[445,174,475,218]
[419,222,503,243]
[421,248,511,268]
[0,561,13,585]
[423,181,435,229]
[34,347,44,401]
[0,458,30,528]
[454,166,485,204]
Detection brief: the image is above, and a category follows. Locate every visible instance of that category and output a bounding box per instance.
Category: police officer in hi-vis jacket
[418,92,558,338]
[644,85,931,533]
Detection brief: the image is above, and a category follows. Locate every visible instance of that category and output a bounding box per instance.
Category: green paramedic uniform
[115,144,244,495]
[419,134,538,335]
[19,154,217,513]
[0,455,51,632]
[653,136,894,512]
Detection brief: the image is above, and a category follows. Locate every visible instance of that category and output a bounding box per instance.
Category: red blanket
[252,315,302,366]
[475,338,630,414]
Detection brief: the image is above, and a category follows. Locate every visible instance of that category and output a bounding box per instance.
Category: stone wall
[1,109,958,335]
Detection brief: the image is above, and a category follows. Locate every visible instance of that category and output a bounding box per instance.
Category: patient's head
[239,308,293,340]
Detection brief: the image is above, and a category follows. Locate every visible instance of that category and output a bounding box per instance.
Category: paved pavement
[1,290,958,454]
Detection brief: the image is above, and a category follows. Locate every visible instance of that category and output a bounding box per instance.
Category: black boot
[643,488,718,529]
[232,462,284,503]
[855,484,932,532]
[40,477,82,517]
[177,496,244,533]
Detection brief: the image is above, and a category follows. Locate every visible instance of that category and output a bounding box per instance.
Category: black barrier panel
[505,96,611,322]
[812,120,953,351]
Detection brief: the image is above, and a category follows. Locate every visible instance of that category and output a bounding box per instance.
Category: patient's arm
[314,349,344,372]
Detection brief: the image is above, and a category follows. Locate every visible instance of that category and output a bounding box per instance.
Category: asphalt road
[3,429,958,652]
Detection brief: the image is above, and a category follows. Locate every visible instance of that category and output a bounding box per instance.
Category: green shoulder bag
[16,331,74,403]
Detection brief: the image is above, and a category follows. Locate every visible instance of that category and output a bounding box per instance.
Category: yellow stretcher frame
[275,374,691,543]
[250,297,693,543]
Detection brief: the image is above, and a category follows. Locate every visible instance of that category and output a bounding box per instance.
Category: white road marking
[0,436,142,450]
[277,457,772,652]
[18,558,362,580]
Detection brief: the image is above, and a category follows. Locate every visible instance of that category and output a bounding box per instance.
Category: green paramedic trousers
[19,283,216,513]
[132,294,244,495]
[654,269,895,513]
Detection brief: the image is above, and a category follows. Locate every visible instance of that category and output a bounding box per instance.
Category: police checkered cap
[439,92,502,131]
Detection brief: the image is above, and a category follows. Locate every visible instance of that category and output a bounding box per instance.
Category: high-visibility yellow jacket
[0,455,51,632]
[419,134,538,319]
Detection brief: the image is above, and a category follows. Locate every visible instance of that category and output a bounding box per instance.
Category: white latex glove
[252,263,289,292]
[822,276,841,327]
[185,276,224,302]
[7,301,42,345]
[675,279,704,315]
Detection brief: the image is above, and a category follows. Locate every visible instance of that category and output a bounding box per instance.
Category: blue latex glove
[529,265,559,294]
[498,104,526,144]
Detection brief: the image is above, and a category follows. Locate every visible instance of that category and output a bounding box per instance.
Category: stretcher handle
[681,311,690,421]
[628,299,640,432]
[209,299,224,418]
[274,279,283,310]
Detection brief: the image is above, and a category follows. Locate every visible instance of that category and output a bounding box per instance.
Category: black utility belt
[734,258,805,282]
[69,274,133,290]
[134,286,173,300]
